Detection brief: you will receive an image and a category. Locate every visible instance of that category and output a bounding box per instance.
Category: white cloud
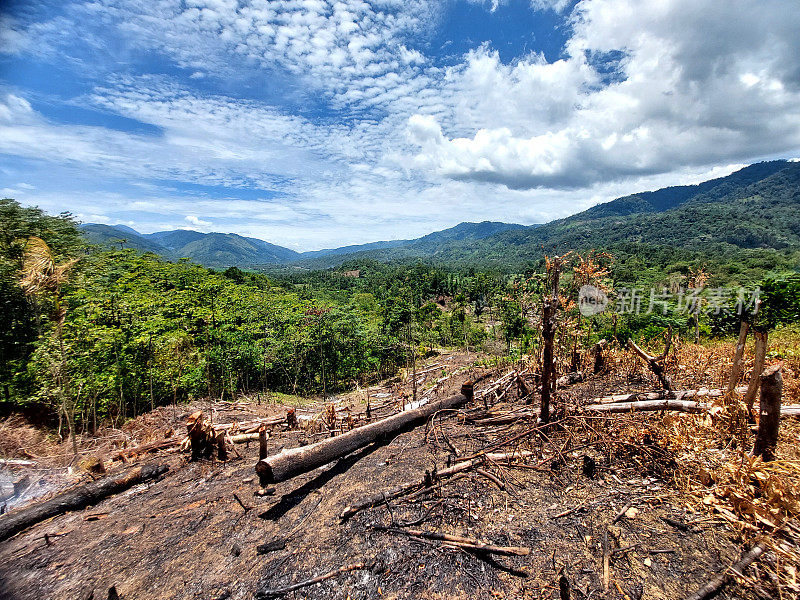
[404,0,800,189]
[2,0,800,247]
[185,215,211,227]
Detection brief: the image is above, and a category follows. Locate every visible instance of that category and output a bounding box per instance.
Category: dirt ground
[0,349,796,600]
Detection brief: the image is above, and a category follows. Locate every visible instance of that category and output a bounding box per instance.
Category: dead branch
[0,463,169,542]
[339,450,533,521]
[255,562,369,599]
[627,327,673,391]
[587,387,748,404]
[683,542,765,600]
[374,526,530,556]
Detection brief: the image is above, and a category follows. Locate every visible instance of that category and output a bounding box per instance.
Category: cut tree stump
[0,463,168,542]
[752,365,782,461]
[256,383,473,484]
[593,339,608,374]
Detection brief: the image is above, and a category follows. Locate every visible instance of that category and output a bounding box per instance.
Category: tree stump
[752,365,782,462]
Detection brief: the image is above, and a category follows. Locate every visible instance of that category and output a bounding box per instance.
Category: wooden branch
[110,436,184,462]
[752,365,782,461]
[0,463,168,542]
[684,542,765,600]
[255,562,369,599]
[228,432,262,444]
[339,450,533,521]
[585,396,800,417]
[257,384,474,484]
[375,527,530,556]
[628,335,672,391]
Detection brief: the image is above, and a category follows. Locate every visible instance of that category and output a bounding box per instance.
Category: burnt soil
[0,353,768,600]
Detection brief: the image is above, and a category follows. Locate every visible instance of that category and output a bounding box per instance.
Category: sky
[1,0,800,250]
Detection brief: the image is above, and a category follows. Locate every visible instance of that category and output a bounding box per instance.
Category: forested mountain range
[79,160,799,272]
[80,220,525,268]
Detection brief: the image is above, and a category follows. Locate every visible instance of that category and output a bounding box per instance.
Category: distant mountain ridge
[79,220,526,268]
[80,160,800,270]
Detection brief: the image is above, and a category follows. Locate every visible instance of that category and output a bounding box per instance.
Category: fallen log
[339,450,533,521]
[584,399,711,414]
[256,384,473,485]
[0,463,168,543]
[110,436,184,462]
[584,399,800,417]
[374,526,530,556]
[588,387,748,404]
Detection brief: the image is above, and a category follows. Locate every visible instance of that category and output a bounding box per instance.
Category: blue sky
[1,0,799,249]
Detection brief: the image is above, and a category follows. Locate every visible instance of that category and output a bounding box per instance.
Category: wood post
[744,328,768,418]
[540,255,566,421]
[258,426,268,461]
[752,365,782,461]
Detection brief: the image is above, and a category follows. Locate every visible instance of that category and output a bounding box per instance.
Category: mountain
[145,229,206,250]
[81,224,169,256]
[293,221,528,268]
[177,233,300,267]
[80,225,299,267]
[581,160,790,218]
[81,221,527,269]
[79,160,799,273]
[381,160,800,272]
[283,160,799,273]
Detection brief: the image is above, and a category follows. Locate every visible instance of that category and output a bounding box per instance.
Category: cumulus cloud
[404,0,800,189]
[185,215,211,227]
[2,0,800,245]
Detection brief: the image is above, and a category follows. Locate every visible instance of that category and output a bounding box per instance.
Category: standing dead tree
[627,326,673,391]
[540,253,569,422]
[727,319,750,395]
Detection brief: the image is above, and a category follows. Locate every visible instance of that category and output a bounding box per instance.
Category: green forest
[2,193,799,437]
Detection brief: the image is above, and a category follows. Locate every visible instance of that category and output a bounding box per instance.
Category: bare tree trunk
[744,328,768,418]
[727,320,750,394]
[257,384,473,484]
[539,256,565,421]
[752,365,782,461]
[0,463,169,542]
